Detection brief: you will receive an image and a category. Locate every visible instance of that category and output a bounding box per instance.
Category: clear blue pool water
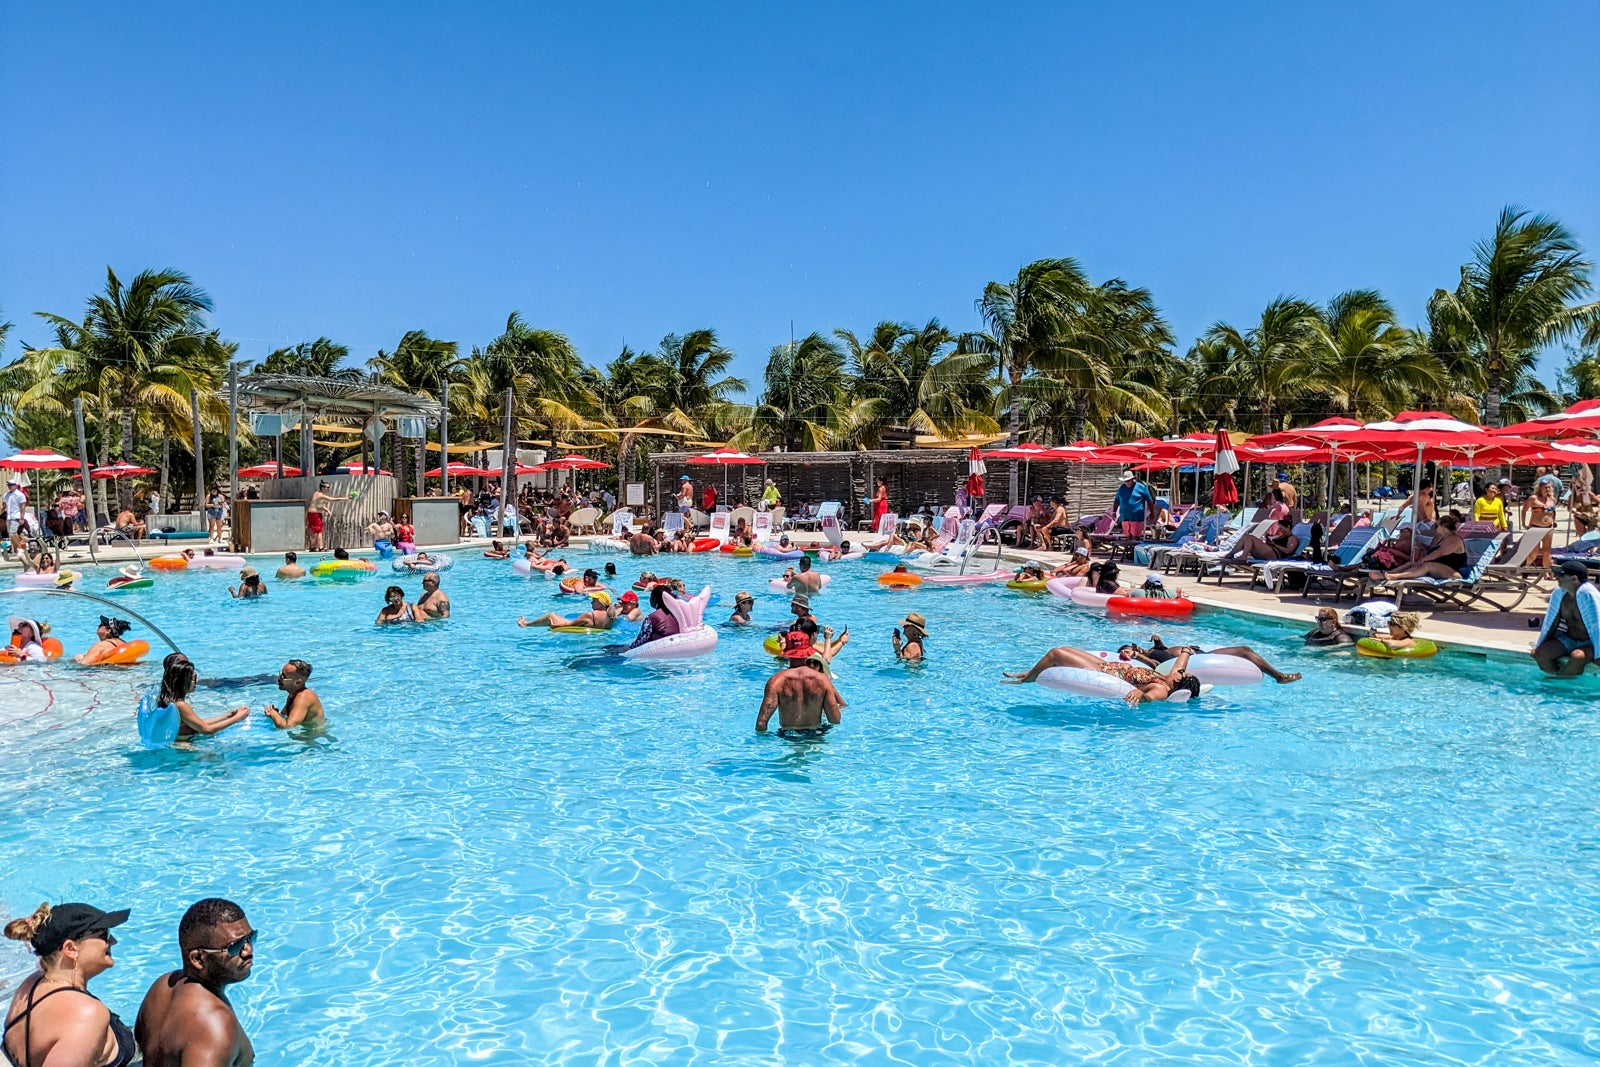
[1,550,1598,1065]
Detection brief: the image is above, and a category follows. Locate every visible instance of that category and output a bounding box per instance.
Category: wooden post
[497,387,514,534]
[440,377,451,498]
[227,363,239,511]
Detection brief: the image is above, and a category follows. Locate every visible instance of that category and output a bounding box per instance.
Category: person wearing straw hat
[756,631,846,738]
[518,590,619,630]
[1114,470,1156,539]
[229,567,268,600]
[728,590,756,626]
[892,612,927,661]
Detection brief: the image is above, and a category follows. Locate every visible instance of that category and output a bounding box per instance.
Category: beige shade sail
[425,440,504,452]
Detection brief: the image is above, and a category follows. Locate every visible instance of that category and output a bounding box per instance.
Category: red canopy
[540,454,610,470]
[1,449,80,470]
[1518,441,1600,466]
[237,464,302,478]
[979,441,1054,461]
[338,462,394,476]
[1041,440,1106,461]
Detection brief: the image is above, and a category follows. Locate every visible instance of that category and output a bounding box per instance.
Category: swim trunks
[776,724,832,741]
[306,511,325,533]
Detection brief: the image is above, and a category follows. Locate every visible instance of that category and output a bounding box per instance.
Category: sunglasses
[79,929,116,947]
[196,930,257,957]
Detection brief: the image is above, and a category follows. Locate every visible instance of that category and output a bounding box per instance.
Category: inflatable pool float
[1069,587,1114,608]
[877,572,923,588]
[1036,665,1209,703]
[511,558,534,576]
[78,639,150,666]
[769,575,831,593]
[588,537,632,552]
[763,634,786,657]
[819,550,865,562]
[1155,653,1261,686]
[690,538,721,553]
[1106,595,1196,617]
[550,625,612,635]
[149,555,189,572]
[137,686,179,747]
[106,576,154,592]
[14,571,74,588]
[392,554,454,574]
[1356,637,1438,659]
[311,559,377,580]
[0,636,64,663]
[623,586,718,660]
[1046,576,1086,597]
[1006,578,1048,593]
[925,570,1010,586]
[755,546,802,561]
[730,547,753,557]
[186,554,247,571]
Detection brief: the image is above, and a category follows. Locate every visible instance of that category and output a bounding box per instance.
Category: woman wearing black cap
[74,617,134,666]
[3,901,136,1067]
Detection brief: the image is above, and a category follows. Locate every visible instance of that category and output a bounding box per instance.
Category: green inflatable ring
[1355,636,1438,659]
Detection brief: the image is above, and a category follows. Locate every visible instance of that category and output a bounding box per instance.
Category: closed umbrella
[1212,430,1240,508]
[965,446,986,510]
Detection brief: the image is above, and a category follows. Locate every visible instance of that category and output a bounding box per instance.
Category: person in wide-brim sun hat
[893,611,927,660]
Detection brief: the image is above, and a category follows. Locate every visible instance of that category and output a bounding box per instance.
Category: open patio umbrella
[0,449,80,470]
[685,448,766,503]
[337,462,394,476]
[237,463,301,479]
[72,463,156,480]
[1496,399,1600,439]
[1040,440,1108,520]
[1211,429,1240,508]
[980,441,1054,504]
[425,462,492,478]
[538,453,611,496]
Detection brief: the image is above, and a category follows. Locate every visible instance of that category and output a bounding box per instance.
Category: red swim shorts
[306,511,325,533]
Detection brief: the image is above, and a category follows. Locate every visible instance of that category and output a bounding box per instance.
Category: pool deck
[12,530,1559,662]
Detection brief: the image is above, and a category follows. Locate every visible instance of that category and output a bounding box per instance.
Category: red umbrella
[0,449,80,470]
[1212,429,1240,508]
[425,462,492,478]
[338,462,394,476]
[237,463,302,478]
[72,463,156,480]
[1518,441,1600,466]
[685,448,766,502]
[541,454,610,470]
[1497,399,1600,438]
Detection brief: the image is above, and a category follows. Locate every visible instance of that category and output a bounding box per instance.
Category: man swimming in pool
[263,659,324,729]
[756,633,847,738]
[1004,645,1198,705]
[415,572,450,619]
[787,555,824,595]
[276,551,305,580]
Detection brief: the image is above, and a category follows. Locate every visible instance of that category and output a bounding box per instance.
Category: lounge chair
[1361,535,1514,610]
[1257,525,1383,597]
[790,501,840,532]
[1201,522,1313,585]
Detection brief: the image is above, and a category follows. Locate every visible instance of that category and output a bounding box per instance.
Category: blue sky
[2,2,1596,396]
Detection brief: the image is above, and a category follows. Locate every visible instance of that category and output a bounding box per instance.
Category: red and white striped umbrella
[1211,429,1240,508]
[0,449,80,470]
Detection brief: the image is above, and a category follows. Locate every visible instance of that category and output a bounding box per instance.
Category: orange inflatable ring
[0,636,64,662]
[149,555,189,572]
[80,639,151,666]
[877,572,924,588]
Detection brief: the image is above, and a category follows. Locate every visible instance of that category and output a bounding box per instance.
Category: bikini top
[3,984,135,1067]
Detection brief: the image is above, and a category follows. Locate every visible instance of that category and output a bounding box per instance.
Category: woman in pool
[3,900,137,1067]
[74,616,134,665]
[376,585,416,625]
[484,540,511,560]
[1004,646,1199,705]
[154,651,251,738]
[891,612,926,661]
[229,567,267,599]
[818,539,855,561]
[570,568,608,595]
[8,618,50,661]
[1304,607,1355,647]
[518,592,619,630]
[1093,561,1126,595]
[729,591,756,625]
[1367,611,1423,652]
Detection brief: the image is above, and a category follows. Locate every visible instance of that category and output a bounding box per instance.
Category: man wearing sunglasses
[135,898,256,1066]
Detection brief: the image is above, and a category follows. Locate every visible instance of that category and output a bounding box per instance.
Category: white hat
[1119,470,1135,482]
[1074,546,1090,557]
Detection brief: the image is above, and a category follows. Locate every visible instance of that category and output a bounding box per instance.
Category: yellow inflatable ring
[1356,637,1438,659]
[1006,579,1048,592]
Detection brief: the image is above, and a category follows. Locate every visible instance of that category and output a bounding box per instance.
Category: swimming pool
[1,550,1597,1065]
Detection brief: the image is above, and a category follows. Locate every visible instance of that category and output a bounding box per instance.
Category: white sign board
[625,482,645,506]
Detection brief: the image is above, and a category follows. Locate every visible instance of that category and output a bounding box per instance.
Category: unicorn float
[623,585,719,660]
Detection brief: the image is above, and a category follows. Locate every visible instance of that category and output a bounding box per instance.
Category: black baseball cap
[28,903,130,955]
[1558,560,1590,580]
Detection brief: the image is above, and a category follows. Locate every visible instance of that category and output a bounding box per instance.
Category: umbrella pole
[73,400,98,566]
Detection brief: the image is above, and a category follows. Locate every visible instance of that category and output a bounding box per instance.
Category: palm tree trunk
[1485,356,1503,428]
[94,432,111,522]
[159,438,169,513]
[119,399,136,509]
[1008,364,1022,504]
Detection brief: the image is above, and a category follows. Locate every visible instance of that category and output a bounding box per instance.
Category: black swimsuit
[3,984,136,1067]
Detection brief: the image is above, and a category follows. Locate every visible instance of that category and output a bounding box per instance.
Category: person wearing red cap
[3,901,135,1067]
[617,589,643,622]
[757,632,846,738]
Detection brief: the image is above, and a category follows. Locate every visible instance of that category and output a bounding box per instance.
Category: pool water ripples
[0,552,1597,1064]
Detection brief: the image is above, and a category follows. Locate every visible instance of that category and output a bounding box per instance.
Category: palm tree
[837,319,996,447]
[483,313,586,445]
[10,268,223,507]
[1428,207,1597,426]
[637,329,745,428]
[368,330,460,494]
[1289,290,1442,421]
[974,258,1096,447]
[746,333,849,452]
[1204,297,1321,433]
[255,338,359,380]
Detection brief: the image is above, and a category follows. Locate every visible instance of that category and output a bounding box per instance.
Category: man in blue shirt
[1114,470,1157,538]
